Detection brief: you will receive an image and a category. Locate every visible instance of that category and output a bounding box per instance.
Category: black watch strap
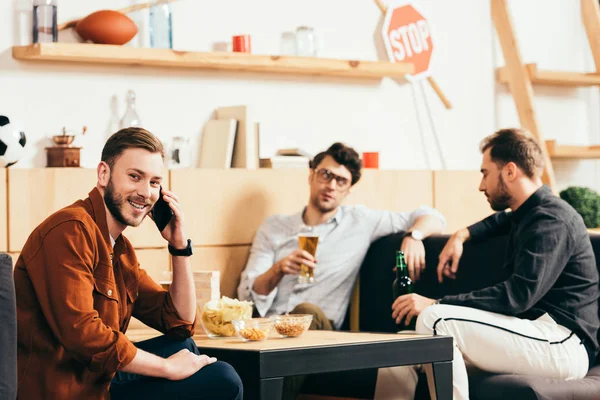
[168,239,193,257]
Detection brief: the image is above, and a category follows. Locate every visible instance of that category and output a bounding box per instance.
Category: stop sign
[382,1,433,80]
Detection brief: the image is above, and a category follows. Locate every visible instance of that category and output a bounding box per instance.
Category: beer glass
[298,234,319,284]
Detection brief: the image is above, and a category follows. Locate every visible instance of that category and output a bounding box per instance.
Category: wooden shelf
[545,140,600,159]
[498,63,600,87]
[12,43,414,79]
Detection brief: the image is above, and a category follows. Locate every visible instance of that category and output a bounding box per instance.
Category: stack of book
[259,148,312,169]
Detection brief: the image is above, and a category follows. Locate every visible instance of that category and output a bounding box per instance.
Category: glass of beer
[298,234,319,284]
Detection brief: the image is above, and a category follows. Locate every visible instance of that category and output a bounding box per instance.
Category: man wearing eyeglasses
[237,142,446,399]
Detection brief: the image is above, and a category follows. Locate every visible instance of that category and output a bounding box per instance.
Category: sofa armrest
[0,253,17,400]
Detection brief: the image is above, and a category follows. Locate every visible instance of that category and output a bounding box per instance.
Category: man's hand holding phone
[151,187,187,250]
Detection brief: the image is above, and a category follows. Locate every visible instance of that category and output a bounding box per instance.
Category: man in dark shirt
[386,128,599,400]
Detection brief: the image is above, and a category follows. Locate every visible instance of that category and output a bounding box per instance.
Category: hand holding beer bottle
[392,250,415,329]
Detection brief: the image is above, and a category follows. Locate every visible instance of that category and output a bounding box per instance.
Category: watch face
[412,230,424,241]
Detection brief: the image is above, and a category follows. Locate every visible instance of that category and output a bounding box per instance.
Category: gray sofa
[0,253,17,400]
[359,232,600,400]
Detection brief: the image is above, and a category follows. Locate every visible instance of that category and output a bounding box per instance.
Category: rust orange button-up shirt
[14,188,195,399]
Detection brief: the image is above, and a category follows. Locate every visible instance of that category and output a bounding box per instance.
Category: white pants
[374,304,589,400]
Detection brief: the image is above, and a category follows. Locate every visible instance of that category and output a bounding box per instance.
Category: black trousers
[0,253,16,400]
[110,335,243,400]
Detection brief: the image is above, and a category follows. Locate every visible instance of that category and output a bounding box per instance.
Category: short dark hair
[480,128,544,178]
[310,142,362,185]
[101,127,164,168]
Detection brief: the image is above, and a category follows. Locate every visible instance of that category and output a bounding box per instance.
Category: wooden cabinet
[171,169,308,246]
[7,168,169,252]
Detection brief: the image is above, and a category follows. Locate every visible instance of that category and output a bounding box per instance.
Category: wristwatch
[404,229,424,241]
[168,239,193,257]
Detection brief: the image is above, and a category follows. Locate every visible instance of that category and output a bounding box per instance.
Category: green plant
[559,186,600,228]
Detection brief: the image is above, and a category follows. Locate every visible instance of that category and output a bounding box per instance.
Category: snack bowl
[270,314,313,338]
[200,297,253,338]
[232,318,274,342]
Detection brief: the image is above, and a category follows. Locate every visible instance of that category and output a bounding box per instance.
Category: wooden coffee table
[195,330,452,399]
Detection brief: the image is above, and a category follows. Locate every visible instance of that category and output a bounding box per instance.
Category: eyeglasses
[314,168,351,191]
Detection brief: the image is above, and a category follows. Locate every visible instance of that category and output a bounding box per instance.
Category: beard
[309,191,338,214]
[104,178,147,227]
[488,174,513,211]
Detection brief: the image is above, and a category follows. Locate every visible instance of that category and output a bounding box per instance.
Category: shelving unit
[493,0,600,192]
[12,43,414,80]
[545,140,600,160]
[498,63,600,87]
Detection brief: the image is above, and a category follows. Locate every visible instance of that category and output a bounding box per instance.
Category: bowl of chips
[200,297,253,338]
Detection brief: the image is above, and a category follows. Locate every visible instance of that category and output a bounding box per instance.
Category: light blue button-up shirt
[237,205,446,328]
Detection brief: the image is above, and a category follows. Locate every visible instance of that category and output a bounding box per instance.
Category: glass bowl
[270,314,313,338]
[200,298,253,338]
[232,318,274,342]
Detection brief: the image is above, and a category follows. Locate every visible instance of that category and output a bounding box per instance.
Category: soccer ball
[0,116,26,168]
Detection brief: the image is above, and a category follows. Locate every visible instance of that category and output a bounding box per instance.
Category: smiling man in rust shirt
[13,128,242,399]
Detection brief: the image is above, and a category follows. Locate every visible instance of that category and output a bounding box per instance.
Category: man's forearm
[454,227,471,243]
[120,348,168,377]
[252,263,283,295]
[170,255,196,322]
[410,214,446,237]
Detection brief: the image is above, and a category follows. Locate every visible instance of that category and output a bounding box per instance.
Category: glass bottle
[119,90,141,129]
[295,26,316,57]
[16,0,33,46]
[280,31,296,56]
[393,250,413,299]
[149,0,173,49]
[393,250,415,329]
[32,0,57,44]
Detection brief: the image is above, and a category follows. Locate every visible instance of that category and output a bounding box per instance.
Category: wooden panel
[136,248,170,284]
[191,245,251,299]
[346,170,434,211]
[491,0,556,191]
[7,252,19,269]
[433,171,492,233]
[0,169,6,251]
[8,168,96,252]
[8,168,168,252]
[171,169,307,246]
[12,43,414,79]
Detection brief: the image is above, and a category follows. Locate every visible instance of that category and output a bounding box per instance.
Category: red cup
[362,152,379,169]
[232,35,251,53]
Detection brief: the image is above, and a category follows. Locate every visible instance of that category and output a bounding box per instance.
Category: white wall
[0,0,597,191]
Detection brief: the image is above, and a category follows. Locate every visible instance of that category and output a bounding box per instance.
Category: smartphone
[151,187,174,231]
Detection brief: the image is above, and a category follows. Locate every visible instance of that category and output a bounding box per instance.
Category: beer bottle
[393,250,415,329]
[393,250,413,299]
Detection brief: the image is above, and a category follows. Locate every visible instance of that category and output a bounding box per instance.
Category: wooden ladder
[492,0,600,192]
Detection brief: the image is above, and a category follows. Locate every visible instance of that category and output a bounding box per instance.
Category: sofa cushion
[470,365,600,400]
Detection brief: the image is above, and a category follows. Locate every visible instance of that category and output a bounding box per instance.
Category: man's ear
[97,161,110,187]
[308,168,314,185]
[504,162,518,181]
